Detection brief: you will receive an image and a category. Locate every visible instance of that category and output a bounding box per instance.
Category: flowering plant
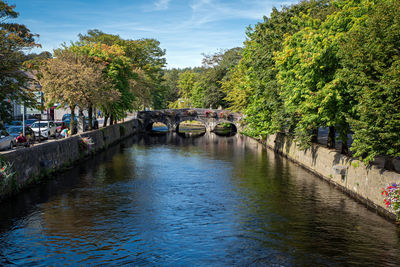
[0,159,15,191]
[204,110,217,118]
[382,182,400,220]
[219,110,231,119]
[78,137,95,153]
[184,109,197,116]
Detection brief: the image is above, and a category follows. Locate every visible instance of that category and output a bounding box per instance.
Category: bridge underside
[143,120,237,133]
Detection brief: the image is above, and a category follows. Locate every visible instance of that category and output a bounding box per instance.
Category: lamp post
[38,91,43,143]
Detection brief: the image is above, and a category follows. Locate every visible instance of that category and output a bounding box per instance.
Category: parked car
[30,121,57,139]
[0,130,14,151]
[62,114,71,121]
[4,121,22,130]
[7,126,36,146]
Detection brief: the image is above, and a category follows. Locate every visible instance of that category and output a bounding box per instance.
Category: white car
[30,121,57,139]
[0,130,14,151]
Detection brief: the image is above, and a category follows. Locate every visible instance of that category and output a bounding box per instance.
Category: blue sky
[12,0,296,68]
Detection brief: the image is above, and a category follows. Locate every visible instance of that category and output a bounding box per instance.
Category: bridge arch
[144,118,171,132]
[212,120,238,136]
[175,118,207,133]
[137,109,242,133]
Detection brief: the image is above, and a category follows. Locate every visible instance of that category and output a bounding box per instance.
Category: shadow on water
[0,137,137,234]
[213,129,237,137]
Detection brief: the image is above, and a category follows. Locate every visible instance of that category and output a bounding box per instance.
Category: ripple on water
[0,133,399,266]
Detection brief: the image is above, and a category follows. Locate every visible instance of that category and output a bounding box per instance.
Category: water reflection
[0,132,399,266]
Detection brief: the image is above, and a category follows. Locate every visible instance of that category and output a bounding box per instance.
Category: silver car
[0,130,14,151]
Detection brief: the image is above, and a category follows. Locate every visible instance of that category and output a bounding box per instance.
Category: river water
[0,133,399,266]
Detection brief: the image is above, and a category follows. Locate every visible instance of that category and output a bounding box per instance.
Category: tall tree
[169,70,197,108]
[222,62,250,112]
[162,68,181,106]
[225,1,332,137]
[274,1,349,148]
[195,48,242,109]
[78,30,167,109]
[338,0,400,162]
[70,43,136,125]
[0,0,40,123]
[39,48,118,132]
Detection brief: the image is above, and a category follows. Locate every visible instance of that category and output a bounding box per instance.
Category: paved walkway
[0,113,138,155]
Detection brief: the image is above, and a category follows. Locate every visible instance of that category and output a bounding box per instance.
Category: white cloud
[21,0,298,68]
[154,0,171,10]
[186,0,297,27]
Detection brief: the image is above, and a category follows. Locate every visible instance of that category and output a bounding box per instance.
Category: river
[0,133,399,266]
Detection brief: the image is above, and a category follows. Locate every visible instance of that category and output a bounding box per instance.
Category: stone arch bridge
[137,108,242,133]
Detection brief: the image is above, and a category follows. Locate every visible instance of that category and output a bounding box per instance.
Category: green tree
[162,68,181,105]
[169,70,197,108]
[70,43,136,125]
[274,1,344,148]
[195,48,242,109]
[225,0,332,137]
[39,48,118,132]
[0,0,40,123]
[276,0,381,153]
[222,56,249,112]
[78,30,167,109]
[130,68,154,110]
[338,0,400,162]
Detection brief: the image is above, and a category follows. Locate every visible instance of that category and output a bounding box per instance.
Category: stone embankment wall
[0,119,140,200]
[257,133,400,220]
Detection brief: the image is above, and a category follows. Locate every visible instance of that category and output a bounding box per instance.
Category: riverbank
[0,119,140,200]
[248,133,399,221]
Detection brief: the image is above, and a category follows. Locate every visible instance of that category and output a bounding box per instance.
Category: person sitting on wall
[16,132,27,145]
[61,128,68,138]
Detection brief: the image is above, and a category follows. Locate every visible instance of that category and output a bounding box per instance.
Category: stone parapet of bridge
[137,108,242,133]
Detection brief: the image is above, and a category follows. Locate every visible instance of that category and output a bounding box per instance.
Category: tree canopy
[35,29,168,128]
[0,0,40,122]
[223,0,400,163]
[78,30,167,109]
[3,0,398,163]
[166,48,242,109]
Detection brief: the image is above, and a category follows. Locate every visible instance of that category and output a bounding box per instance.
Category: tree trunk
[327,126,335,149]
[78,108,85,133]
[70,105,76,135]
[341,140,349,155]
[88,105,93,131]
[311,128,318,143]
[103,115,109,127]
[110,115,114,125]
